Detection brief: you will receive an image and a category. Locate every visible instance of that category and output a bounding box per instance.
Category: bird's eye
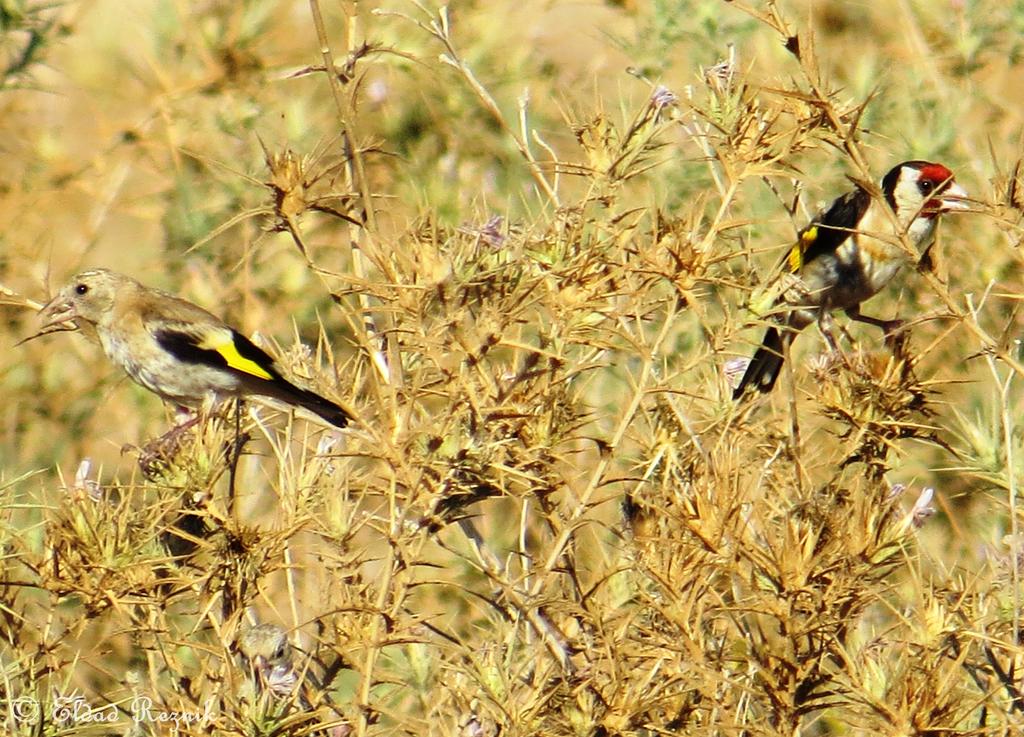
[920,180,934,192]
[75,283,89,295]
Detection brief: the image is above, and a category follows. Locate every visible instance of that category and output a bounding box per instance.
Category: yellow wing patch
[787,225,818,273]
[199,333,274,380]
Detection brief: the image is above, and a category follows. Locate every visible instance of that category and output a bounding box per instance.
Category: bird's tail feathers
[290,386,352,429]
[733,326,786,399]
[248,376,352,428]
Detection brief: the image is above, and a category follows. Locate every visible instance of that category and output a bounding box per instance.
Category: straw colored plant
[0,1,1022,735]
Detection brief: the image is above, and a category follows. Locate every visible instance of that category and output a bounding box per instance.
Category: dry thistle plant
[1,1,1024,736]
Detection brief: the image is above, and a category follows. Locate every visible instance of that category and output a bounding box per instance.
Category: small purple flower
[651,85,678,110]
[459,215,506,248]
[72,459,103,502]
[723,357,750,389]
[909,487,936,528]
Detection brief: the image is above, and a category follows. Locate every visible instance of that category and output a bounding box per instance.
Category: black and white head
[881,160,969,225]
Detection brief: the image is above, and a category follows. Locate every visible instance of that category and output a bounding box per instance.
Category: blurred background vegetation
[1,0,1023,734]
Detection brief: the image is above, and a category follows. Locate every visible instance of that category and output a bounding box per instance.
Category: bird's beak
[16,293,81,346]
[938,181,970,211]
[37,293,79,333]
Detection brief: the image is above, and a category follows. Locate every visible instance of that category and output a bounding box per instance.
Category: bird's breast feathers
[98,324,251,403]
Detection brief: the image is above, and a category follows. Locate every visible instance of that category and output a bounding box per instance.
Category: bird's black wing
[780,187,871,273]
[155,323,351,428]
[154,324,284,382]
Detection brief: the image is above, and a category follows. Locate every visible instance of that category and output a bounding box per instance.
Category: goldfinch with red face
[38,269,351,428]
[733,160,968,398]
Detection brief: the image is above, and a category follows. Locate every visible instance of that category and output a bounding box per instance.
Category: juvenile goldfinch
[38,269,351,428]
[239,623,306,700]
[238,623,350,736]
[733,160,968,398]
